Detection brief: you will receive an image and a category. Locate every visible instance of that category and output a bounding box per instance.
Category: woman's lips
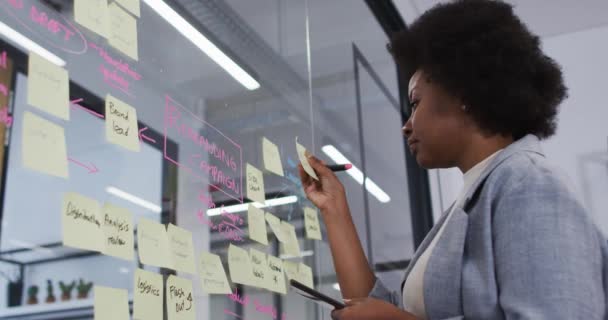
[407,139,420,153]
[408,141,419,153]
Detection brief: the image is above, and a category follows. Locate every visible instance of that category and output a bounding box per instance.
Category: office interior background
[0,0,606,319]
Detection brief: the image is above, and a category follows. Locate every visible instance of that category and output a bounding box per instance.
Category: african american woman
[298,1,608,319]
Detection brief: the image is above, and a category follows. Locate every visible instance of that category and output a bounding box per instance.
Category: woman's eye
[409,100,419,110]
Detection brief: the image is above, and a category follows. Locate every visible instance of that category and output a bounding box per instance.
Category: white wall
[541,25,608,237]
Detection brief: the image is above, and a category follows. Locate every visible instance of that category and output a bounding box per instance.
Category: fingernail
[343,298,351,303]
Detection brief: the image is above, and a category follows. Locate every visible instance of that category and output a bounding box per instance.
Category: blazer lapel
[420,135,543,318]
[423,207,469,319]
[400,202,455,289]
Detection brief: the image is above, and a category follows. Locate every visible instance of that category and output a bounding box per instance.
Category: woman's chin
[415,152,435,169]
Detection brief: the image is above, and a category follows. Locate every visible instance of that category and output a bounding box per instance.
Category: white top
[402,150,503,319]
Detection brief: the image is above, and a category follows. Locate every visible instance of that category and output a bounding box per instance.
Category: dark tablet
[289,279,346,309]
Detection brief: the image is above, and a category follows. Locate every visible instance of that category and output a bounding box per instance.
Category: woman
[298,1,608,319]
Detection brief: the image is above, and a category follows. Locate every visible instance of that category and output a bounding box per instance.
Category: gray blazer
[370,134,608,319]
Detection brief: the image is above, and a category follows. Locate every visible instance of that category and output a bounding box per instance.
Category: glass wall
[0,0,415,319]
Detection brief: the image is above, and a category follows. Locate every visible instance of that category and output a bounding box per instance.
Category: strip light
[0,21,66,66]
[106,186,162,213]
[207,195,298,216]
[280,250,314,260]
[142,0,260,90]
[322,145,391,203]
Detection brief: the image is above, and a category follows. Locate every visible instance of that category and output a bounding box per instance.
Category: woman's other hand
[299,155,376,299]
[298,155,348,216]
[331,298,417,320]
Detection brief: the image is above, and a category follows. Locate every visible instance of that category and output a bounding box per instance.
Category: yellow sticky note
[22,111,68,178]
[298,263,314,289]
[266,255,287,294]
[106,94,140,152]
[304,207,322,240]
[94,286,129,320]
[74,0,109,38]
[108,3,139,60]
[133,268,163,320]
[265,212,288,243]
[62,192,104,252]
[137,218,173,269]
[166,275,196,320]
[227,244,254,286]
[283,262,313,288]
[199,251,232,294]
[281,222,301,257]
[101,203,134,261]
[262,137,284,176]
[246,163,265,204]
[27,52,69,120]
[249,248,268,289]
[247,205,268,245]
[283,260,299,282]
[167,224,196,274]
[116,0,141,17]
[295,137,318,180]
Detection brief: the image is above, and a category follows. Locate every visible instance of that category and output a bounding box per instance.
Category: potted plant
[27,285,38,305]
[59,280,75,301]
[45,280,56,303]
[76,279,93,299]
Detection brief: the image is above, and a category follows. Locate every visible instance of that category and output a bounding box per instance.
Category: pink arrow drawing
[139,126,156,143]
[70,98,104,119]
[68,157,99,174]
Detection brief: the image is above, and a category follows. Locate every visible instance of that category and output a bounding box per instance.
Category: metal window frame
[364,0,435,251]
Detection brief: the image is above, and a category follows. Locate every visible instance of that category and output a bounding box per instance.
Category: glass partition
[0,1,414,319]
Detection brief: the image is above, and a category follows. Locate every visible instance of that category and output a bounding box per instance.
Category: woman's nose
[403,116,413,137]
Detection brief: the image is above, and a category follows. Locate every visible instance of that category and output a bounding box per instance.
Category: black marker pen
[326,164,352,172]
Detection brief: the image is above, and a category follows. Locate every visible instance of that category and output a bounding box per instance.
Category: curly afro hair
[389,0,568,140]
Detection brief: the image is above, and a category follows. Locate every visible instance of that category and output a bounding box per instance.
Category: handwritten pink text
[0,107,13,127]
[89,42,141,81]
[3,0,87,54]
[196,207,245,242]
[88,42,141,96]
[199,190,216,209]
[29,5,74,41]
[164,95,243,202]
[0,51,12,127]
[226,289,288,320]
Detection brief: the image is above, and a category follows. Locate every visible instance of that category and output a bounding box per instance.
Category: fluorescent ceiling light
[321,145,364,184]
[322,145,391,203]
[280,250,314,260]
[207,195,298,216]
[106,186,162,213]
[333,283,340,291]
[0,21,66,66]
[364,178,391,203]
[143,0,260,90]
[208,202,249,216]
